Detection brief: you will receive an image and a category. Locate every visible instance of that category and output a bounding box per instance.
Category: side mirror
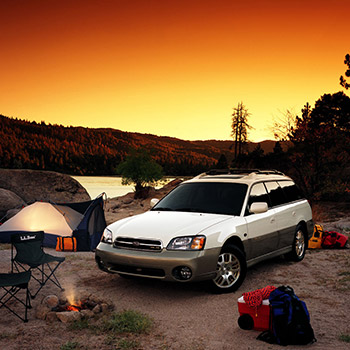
[249,202,268,214]
[150,198,159,208]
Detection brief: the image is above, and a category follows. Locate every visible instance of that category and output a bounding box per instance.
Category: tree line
[229,90,350,201]
[226,54,350,201]
[0,115,217,176]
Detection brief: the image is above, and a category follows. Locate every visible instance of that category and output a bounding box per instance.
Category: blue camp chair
[11,231,65,299]
[0,270,32,322]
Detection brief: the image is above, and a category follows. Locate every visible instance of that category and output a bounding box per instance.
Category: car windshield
[152,182,248,216]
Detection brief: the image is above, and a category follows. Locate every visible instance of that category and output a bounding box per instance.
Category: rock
[42,295,59,309]
[87,300,97,308]
[120,195,134,205]
[92,304,101,314]
[0,169,90,204]
[5,208,22,220]
[100,303,110,313]
[80,309,94,319]
[56,311,82,323]
[0,188,26,219]
[35,304,51,320]
[46,311,59,323]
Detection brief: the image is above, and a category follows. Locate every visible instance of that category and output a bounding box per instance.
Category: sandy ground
[0,192,349,350]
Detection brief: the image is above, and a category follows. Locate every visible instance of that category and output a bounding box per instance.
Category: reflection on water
[71,176,172,199]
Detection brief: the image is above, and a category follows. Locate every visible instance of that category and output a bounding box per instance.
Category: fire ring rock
[42,295,59,309]
[56,311,82,323]
[35,304,52,320]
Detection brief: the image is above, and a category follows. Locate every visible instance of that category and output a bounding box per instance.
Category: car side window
[278,180,303,202]
[264,181,287,207]
[246,183,270,214]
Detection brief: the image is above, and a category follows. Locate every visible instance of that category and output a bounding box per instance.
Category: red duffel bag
[322,231,348,249]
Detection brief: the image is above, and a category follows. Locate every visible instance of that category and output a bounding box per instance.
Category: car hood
[107,210,232,246]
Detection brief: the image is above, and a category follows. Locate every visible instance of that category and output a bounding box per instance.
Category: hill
[0,114,284,175]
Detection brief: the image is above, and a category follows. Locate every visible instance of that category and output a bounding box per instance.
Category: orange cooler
[237,296,271,331]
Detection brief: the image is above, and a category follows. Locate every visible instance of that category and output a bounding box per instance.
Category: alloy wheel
[213,252,241,288]
[295,229,305,257]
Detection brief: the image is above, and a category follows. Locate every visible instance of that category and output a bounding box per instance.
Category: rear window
[264,181,287,207]
[278,180,304,202]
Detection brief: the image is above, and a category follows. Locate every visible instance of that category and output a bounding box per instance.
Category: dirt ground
[0,199,349,350]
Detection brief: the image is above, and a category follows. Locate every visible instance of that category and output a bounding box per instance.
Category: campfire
[54,298,91,312]
[36,293,112,323]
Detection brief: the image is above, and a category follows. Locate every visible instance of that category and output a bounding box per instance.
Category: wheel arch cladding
[222,236,245,256]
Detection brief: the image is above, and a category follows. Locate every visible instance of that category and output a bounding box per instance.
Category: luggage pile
[237,285,316,346]
[309,224,348,249]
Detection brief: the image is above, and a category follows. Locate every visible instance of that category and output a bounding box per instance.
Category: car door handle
[292,211,296,216]
[270,218,275,223]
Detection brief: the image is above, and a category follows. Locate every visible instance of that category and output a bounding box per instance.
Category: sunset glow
[1,0,349,141]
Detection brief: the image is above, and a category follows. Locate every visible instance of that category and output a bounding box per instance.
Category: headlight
[167,235,205,251]
[101,228,113,244]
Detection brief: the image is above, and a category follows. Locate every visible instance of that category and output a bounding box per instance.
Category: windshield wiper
[152,207,173,211]
[173,208,203,213]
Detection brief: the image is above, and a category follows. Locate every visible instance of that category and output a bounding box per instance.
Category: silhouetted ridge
[0,114,280,176]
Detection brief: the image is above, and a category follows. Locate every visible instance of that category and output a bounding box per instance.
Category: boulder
[56,310,82,323]
[46,311,59,323]
[35,304,51,320]
[0,188,26,219]
[42,295,59,309]
[0,169,90,204]
[5,208,22,220]
[80,309,94,319]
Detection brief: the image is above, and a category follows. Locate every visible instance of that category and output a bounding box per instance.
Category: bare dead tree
[231,102,251,158]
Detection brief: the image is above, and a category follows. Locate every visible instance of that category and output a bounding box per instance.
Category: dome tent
[0,195,106,251]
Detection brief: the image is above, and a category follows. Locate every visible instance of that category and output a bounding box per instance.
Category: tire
[209,244,247,294]
[286,225,307,262]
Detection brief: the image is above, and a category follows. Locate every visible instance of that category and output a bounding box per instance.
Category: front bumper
[95,242,221,282]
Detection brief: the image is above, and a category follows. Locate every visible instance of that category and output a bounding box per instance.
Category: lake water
[71,176,173,199]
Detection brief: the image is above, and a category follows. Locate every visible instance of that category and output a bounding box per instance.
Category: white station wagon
[95,170,313,293]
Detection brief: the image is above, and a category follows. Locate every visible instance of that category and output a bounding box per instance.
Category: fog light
[172,266,192,281]
[95,256,105,269]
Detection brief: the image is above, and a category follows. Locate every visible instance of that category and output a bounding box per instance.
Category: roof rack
[205,168,285,176]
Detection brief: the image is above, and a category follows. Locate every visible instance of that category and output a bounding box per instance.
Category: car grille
[108,264,165,277]
[114,237,163,252]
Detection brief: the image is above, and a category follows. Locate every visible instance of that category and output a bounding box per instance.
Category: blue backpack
[267,286,316,345]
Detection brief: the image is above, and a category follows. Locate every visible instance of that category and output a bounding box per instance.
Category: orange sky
[1,0,349,142]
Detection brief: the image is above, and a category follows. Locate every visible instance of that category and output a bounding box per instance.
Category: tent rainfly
[0,195,106,251]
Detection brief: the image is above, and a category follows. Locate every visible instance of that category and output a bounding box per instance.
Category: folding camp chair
[11,231,65,299]
[0,270,32,322]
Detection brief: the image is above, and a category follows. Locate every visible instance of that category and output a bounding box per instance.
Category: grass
[101,309,153,334]
[65,309,153,335]
[60,341,81,350]
[339,333,350,343]
[101,310,153,349]
[115,338,140,350]
[338,271,350,276]
[67,318,90,331]
[65,309,154,349]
